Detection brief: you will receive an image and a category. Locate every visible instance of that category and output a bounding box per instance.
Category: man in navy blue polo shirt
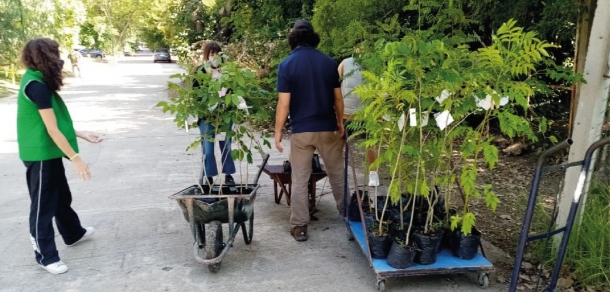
[275,19,345,242]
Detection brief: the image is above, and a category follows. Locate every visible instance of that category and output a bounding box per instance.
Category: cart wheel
[346,227,354,241]
[241,211,254,245]
[205,221,223,273]
[478,273,489,289]
[376,280,386,291]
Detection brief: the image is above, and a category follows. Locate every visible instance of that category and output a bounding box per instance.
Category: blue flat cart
[343,141,494,291]
[345,220,494,291]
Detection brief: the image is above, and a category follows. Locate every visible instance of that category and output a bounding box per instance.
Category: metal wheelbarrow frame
[169,154,270,272]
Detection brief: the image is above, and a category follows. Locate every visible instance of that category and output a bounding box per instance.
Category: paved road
[0,56,508,292]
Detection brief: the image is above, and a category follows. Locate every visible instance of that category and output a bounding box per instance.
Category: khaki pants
[290,131,345,227]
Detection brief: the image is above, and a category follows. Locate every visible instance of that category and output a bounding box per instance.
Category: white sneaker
[368,171,380,187]
[67,227,95,247]
[40,260,69,274]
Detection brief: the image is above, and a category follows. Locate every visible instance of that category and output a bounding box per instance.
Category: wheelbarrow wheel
[205,221,223,273]
[241,211,254,245]
[195,223,205,249]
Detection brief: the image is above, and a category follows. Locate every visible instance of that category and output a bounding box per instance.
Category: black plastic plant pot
[348,191,370,222]
[389,222,412,241]
[409,212,427,228]
[348,202,369,221]
[388,208,412,223]
[413,232,441,265]
[438,227,452,252]
[364,213,376,232]
[388,222,401,239]
[376,195,390,211]
[388,208,401,222]
[387,241,416,269]
[451,227,482,260]
[368,233,393,259]
[375,210,392,222]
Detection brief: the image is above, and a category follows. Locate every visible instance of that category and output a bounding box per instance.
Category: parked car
[79,48,106,59]
[153,48,171,63]
[124,51,134,56]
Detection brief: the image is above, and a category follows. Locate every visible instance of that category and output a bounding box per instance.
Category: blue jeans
[198,120,236,177]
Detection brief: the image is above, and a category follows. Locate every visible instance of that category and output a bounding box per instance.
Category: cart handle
[509,138,573,292]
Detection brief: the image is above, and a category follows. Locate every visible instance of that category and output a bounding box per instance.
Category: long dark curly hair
[21,38,64,91]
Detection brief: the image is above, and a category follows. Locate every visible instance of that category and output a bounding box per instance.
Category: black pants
[25,158,85,266]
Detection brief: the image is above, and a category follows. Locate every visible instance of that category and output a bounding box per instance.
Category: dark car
[153,48,171,63]
[79,48,106,59]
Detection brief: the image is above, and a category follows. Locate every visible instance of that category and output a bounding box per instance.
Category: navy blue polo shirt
[277,46,341,133]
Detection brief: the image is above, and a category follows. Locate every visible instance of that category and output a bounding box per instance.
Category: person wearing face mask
[192,42,236,186]
[17,38,103,274]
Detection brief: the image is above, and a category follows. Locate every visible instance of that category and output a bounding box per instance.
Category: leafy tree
[312,0,411,58]
[82,0,153,54]
[0,0,86,64]
[226,0,315,41]
[79,20,112,50]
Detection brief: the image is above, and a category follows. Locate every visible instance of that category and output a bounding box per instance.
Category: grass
[529,177,610,290]
[561,179,610,290]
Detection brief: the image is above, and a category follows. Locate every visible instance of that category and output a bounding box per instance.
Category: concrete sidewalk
[0,58,507,292]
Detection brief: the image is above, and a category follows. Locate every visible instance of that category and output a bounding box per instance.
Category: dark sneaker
[290,225,308,242]
[225,174,236,186]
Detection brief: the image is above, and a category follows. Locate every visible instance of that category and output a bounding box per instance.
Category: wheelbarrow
[169,154,270,272]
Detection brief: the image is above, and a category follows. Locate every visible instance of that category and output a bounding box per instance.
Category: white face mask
[209,55,221,68]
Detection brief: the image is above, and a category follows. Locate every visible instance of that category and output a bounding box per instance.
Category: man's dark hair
[288,27,320,51]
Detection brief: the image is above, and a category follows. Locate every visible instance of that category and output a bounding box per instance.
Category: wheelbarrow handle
[254,154,271,185]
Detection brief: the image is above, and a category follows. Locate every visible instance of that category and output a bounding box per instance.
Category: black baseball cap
[292,19,314,31]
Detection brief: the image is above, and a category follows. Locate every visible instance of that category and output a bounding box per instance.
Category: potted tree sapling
[352,20,581,265]
[157,52,273,195]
